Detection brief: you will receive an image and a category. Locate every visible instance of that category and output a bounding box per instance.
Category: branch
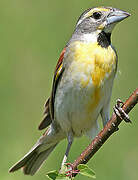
[72,88,138,177]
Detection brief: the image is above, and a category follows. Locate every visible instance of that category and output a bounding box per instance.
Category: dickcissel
[9,6,130,175]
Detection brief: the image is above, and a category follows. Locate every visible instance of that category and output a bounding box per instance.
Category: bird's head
[74,7,130,43]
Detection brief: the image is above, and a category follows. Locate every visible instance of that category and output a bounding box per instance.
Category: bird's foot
[113,99,131,123]
[66,163,80,179]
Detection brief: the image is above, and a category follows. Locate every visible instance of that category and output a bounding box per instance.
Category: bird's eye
[92,12,102,19]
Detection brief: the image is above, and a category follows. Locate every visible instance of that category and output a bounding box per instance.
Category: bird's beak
[107,9,131,25]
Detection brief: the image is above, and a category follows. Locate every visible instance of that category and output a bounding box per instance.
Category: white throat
[81,30,101,43]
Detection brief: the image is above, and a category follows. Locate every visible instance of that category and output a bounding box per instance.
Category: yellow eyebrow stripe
[85,7,109,18]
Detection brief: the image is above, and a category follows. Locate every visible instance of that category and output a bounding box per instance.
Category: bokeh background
[1,0,138,180]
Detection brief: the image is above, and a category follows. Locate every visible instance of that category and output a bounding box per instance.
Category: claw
[116,98,124,106]
[66,163,80,178]
[114,99,131,123]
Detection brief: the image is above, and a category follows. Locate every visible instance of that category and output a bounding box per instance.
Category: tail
[9,127,63,175]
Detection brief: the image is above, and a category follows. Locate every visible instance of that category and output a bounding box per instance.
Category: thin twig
[72,88,138,177]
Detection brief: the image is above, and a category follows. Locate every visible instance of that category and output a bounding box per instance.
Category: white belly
[54,68,115,137]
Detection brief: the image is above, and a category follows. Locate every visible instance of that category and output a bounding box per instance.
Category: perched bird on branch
[9,6,130,175]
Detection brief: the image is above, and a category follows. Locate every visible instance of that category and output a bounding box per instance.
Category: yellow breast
[71,41,117,86]
[69,41,117,113]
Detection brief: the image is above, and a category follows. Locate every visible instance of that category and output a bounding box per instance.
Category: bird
[9,6,130,176]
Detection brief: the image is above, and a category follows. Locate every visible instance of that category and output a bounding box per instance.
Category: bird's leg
[113,99,131,123]
[60,131,79,178]
[61,132,73,167]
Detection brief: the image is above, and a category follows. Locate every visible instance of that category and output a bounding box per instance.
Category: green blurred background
[1,0,138,180]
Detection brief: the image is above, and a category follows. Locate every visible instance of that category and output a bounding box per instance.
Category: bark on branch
[72,88,138,177]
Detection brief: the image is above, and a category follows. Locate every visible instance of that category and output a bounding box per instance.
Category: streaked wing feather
[38,98,51,130]
[38,48,66,130]
[50,48,66,119]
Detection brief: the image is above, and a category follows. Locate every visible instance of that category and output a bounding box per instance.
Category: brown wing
[38,48,66,130]
[38,98,51,130]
